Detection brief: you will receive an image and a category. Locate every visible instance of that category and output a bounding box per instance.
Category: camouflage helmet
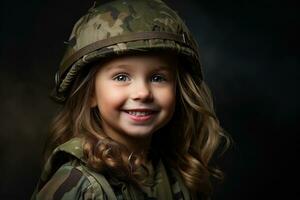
[52,0,203,103]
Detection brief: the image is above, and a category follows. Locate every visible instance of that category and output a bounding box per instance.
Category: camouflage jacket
[31,138,198,200]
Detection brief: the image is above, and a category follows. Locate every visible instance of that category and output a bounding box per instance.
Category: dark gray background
[0,0,299,199]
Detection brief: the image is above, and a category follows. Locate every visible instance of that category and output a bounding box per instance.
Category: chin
[124,128,154,138]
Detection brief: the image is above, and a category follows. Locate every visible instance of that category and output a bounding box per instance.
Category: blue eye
[151,74,166,82]
[113,74,130,82]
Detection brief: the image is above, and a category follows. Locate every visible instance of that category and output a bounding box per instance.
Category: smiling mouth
[123,109,157,121]
[126,111,153,116]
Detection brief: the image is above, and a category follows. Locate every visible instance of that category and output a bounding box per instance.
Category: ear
[90,95,98,108]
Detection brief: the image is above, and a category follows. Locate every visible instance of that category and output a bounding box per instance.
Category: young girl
[32,0,230,199]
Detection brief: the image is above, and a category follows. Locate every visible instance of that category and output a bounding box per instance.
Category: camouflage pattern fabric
[52,0,202,102]
[31,138,197,200]
[32,161,106,200]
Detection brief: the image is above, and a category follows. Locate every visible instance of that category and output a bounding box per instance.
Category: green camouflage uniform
[32,0,205,199]
[31,138,198,200]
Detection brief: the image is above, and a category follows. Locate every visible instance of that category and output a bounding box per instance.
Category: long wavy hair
[44,53,230,198]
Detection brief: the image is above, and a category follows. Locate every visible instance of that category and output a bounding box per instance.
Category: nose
[130,80,153,102]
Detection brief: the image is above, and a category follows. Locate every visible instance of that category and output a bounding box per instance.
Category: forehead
[96,51,177,71]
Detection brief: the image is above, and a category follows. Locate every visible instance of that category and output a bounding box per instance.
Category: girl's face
[91,53,176,149]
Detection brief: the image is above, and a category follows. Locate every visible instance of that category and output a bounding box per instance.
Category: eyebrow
[102,64,129,72]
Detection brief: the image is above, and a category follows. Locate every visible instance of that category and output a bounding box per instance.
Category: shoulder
[34,161,108,200]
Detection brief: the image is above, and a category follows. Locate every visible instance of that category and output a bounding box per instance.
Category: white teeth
[127,111,152,116]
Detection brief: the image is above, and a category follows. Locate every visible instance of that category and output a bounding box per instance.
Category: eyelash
[151,74,167,82]
[113,74,130,82]
[112,74,167,82]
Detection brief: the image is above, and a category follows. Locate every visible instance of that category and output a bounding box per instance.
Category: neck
[126,136,151,153]
[101,125,152,158]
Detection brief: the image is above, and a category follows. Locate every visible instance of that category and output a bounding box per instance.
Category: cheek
[95,84,127,111]
[155,86,176,112]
